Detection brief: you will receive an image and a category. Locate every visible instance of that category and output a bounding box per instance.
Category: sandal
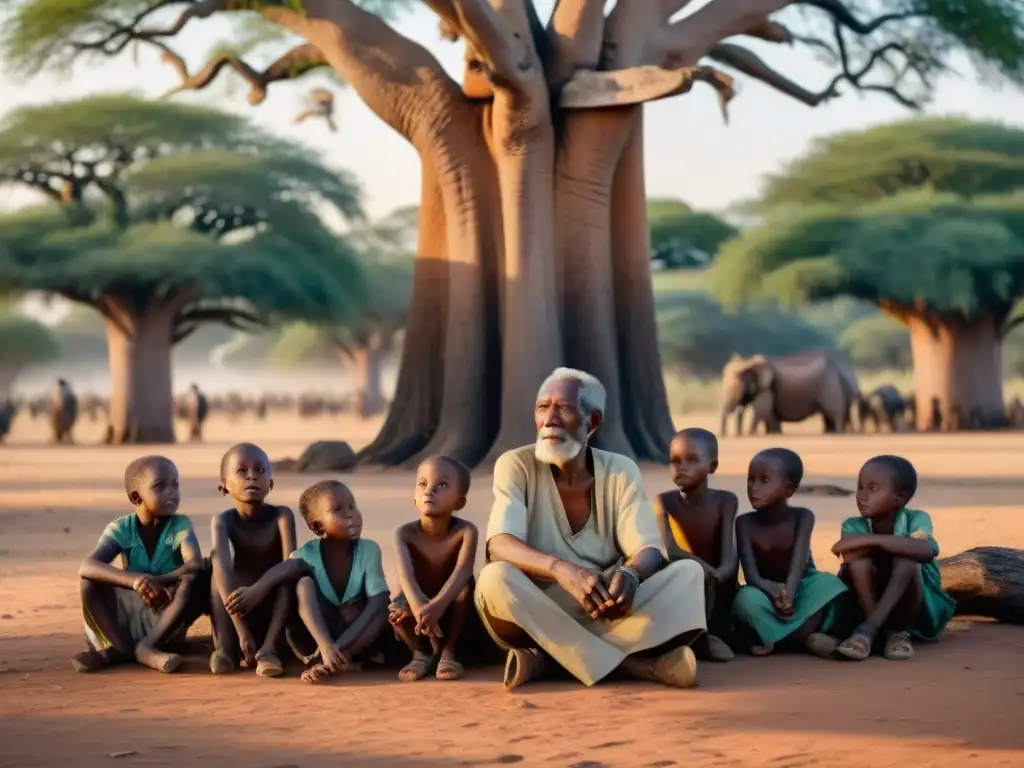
[805,632,840,659]
[883,630,915,660]
[436,655,465,681]
[209,650,236,675]
[650,645,698,689]
[503,648,546,691]
[750,642,774,656]
[837,623,876,661]
[398,652,433,682]
[300,664,332,684]
[255,650,284,678]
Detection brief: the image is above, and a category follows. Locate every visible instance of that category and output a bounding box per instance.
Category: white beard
[535,426,587,467]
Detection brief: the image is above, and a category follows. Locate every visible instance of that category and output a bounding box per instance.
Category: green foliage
[920,0,1024,83]
[0,311,59,373]
[838,313,912,372]
[717,120,1024,319]
[648,198,737,268]
[756,118,1024,211]
[267,322,338,368]
[657,292,834,380]
[0,97,368,336]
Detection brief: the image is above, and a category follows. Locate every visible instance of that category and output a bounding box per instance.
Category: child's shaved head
[298,479,351,525]
[674,428,719,461]
[427,455,471,495]
[220,442,271,479]
[124,455,176,499]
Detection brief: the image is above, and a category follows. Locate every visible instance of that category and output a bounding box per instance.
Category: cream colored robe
[475,445,706,685]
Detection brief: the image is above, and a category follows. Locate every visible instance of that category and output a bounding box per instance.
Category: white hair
[537,367,607,419]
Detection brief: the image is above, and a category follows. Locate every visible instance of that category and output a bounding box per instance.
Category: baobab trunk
[906,313,1005,431]
[103,301,176,444]
[348,341,388,419]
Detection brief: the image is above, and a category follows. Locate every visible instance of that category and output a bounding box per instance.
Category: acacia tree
[0,312,59,396]
[648,198,737,268]
[6,0,1023,464]
[0,103,366,442]
[714,118,1024,430]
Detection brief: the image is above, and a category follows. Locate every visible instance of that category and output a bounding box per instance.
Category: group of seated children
[73,444,482,683]
[71,431,956,682]
[653,428,956,664]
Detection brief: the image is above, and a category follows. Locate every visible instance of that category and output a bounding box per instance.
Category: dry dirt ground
[2,411,1024,767]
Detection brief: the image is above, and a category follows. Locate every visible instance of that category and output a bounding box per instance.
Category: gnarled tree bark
[98,0,936,464]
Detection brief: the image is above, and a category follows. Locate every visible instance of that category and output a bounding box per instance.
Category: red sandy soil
[2,413,1024,767]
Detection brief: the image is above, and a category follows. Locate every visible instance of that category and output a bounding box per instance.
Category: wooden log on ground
[939,547,1024,624]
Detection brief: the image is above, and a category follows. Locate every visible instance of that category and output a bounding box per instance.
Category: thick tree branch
[561,65,734,121]
[665,0,794,66]
[172,304,268,344]
[445,0,537,92]
[160,43,328,104]
[547,0,607,84]
[708,42,838,106]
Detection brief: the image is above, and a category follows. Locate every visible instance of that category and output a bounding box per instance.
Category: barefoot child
[226,480,390,684]
[390,455,479,682]
[73,455,207,674]
[210,443,296,677]
[652,428,738,662]
[831,455,955,661]
[732,448,847,658]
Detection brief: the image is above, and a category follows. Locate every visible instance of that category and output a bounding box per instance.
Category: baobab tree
[5,0,1022,465]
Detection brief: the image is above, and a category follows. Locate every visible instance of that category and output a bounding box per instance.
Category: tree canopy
[715,119,1024,327]
[647,198,737,269]
[0,95,367,343]
[0,311,59,386]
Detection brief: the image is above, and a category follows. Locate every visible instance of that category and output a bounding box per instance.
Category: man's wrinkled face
[534,378,592,467]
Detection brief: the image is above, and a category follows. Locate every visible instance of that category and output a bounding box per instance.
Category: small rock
[107,751,137,759]
[273,441,356,473]
[63,527,71,534]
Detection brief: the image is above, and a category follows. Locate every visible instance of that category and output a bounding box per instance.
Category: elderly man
[475,367,707,690]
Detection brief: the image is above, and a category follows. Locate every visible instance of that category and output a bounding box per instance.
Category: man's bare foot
[694,633,735,662]
[435,651,465,681]
[71,647,126,674]
[300,664,333,684]
[621,645,698,688]
[398,651,433,682]
[135,643,184,674]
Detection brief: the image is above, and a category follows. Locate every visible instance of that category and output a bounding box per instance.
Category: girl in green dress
[732,448,848,657]
[830,455,955,661]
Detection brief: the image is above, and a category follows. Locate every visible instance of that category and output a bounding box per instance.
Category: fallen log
[939,547,1024,624]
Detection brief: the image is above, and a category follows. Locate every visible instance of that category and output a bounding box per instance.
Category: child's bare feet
[135,642,184,673]
[71,647,126,674]
[398,651,433,682]
[750,642,774,656]
[255,650,284,678]
[435,651,464,681]
[300,663,332,684]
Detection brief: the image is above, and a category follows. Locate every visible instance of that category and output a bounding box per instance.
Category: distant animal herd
[4,349,1024,445]
[0,379,390,444]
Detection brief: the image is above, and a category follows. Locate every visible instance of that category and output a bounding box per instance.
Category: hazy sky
[2,3,1024,221]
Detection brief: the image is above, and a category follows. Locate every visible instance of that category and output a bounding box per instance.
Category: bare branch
[708,42,838,107]
[796,0,923,35]
[742,19,793,44]
[160,43,328,104]
[173,304,268,342]
[561,64,735,121]
[447,0,536,90]
[294,88,338,132]
[666,0,793,66]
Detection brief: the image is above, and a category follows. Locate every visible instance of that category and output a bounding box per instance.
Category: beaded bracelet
[618,565,641,592]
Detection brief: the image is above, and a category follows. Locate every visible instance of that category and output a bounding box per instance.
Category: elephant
[719,350,861,436]
[48,378,78,444]
[858,385,915,433]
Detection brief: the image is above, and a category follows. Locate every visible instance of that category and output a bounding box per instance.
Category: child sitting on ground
[226,479,390,684]
[210,443,296,677]
[652,428,738,662]
[73,455,208,674]
[390,455,479,682]
[732,448,848,658]
[831,455,955,661]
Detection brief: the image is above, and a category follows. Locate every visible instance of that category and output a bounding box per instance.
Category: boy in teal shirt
[224,479,391,684]
[831,455,956,661]
[73,455,208,674]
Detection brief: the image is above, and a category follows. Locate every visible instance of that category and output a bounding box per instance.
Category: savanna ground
[2,410,1024,767]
